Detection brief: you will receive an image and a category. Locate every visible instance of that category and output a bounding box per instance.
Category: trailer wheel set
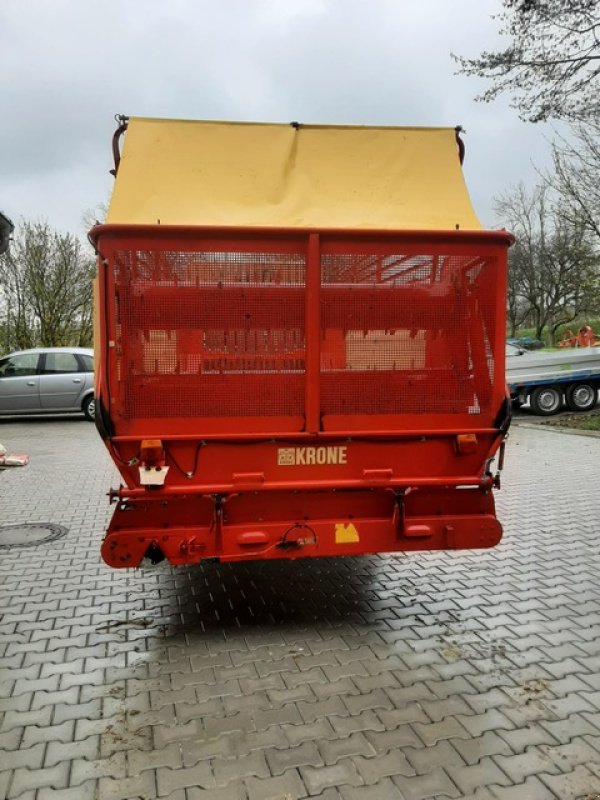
[516,381,599,416]
[508,346,600,417]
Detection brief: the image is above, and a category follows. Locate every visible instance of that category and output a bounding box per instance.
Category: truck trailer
[507,346,600,414]
[90,117,513,569]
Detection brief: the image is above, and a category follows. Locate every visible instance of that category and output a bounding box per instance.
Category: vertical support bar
[92,251,113,439]
[305,233,321,433]
[493,249,509,408]
[101,242,119,420]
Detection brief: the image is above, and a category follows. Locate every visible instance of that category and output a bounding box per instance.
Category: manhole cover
[0,523,68,549]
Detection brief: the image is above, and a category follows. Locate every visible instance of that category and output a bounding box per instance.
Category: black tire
[529,386,562,416]
[82,395,96,421]
[565,382,598,412]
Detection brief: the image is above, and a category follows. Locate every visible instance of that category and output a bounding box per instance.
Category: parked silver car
[0,347,95,420]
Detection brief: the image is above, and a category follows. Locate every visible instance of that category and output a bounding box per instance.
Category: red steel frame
[91,224,512,568]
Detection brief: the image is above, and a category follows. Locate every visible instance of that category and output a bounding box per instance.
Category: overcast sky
[2,0,558,237]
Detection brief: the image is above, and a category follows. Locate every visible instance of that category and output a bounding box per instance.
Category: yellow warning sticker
[335,523,360,544]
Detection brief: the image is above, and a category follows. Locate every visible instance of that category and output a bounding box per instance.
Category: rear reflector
[456,434,478,454]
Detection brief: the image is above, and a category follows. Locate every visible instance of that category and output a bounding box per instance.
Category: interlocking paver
[0,692,33,713]
[229,725,287,757]
[412,716,472,745]
[214,750,271,785]
[1,743,45,770]
[300,760,363,794]
[266,740,324,773]
[364,725,422,753]
[539,764,600,798]
[0,728,22,751]
[404,738,465,772]
[98,771,156,799]
[45,735,99,767]
[127,742,183,774]
[353,750,415,782]
[245,769,308,799]
[37,780,98,800]
[488,775,556,799]
[3,420,600,799]
[377,702,429,728]
[340,778,405,799]
[318,732,375,765]
[496,722,559,753]
[70,752,127,785]
[447,756,513,794]
[156,762,215,795]
[451,731,512,765]
[342,688,393,715]
[391,766,461,799]
[8,763,70,798]
[187,784,246,800]
[330,710,385,737]
[285,717,337,746]
[538,712,600,744]
[311,789,343,800]
[2,706,52,730]
[298,695,347,723]
[455,709,515,738]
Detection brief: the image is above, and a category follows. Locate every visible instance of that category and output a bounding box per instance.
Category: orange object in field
[577,325,596,348]
[558,330,577,348]
[90,117,512,569]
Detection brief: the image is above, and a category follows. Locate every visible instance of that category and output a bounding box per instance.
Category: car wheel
[565,382,597,412]
[83,395,96,421]
[529,387,562,416]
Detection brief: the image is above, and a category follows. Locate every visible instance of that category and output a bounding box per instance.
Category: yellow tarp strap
[107,118,482,231]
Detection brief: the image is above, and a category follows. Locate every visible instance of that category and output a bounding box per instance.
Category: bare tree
[454,0,600,122]
[0,221,95,352]
[550,121,600,244]
[506,261,531,337]
[81,201,108,233]
[496,183,600,342]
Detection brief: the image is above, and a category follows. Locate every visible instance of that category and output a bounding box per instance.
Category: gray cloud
[1,0,555,235]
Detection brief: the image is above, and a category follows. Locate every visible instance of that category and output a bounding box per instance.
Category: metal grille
[320,252,497,416]
[113,249,306,418]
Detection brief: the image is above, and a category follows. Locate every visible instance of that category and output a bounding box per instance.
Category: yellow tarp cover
[107,117,482,231]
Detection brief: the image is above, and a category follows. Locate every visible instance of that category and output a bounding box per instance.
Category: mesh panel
[113,249,306,418]
[320,252,496,416]
[108,240,499,425]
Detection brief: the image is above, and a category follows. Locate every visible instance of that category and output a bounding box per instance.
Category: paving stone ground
[1,417,600,799]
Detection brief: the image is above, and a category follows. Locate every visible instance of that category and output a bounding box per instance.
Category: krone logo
[277,446,348,466]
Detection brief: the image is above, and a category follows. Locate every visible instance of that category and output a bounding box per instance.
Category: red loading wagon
[90,117,513,569]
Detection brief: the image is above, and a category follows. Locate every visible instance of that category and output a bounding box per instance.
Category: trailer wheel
[530,386,562,416]
[566,382,598,412]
